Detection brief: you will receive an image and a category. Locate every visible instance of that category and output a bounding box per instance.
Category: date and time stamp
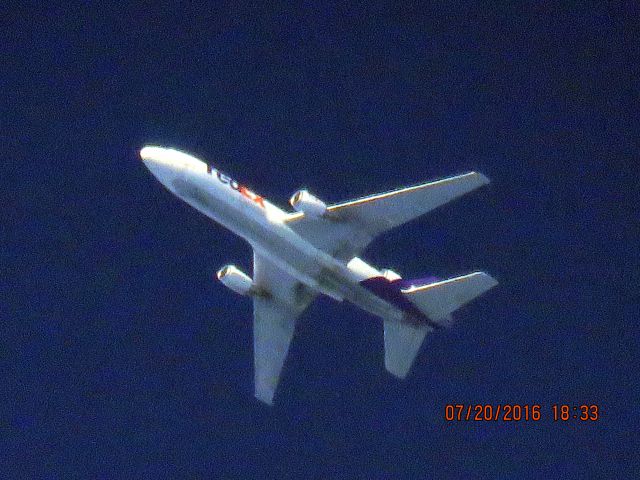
[444,404,600,422]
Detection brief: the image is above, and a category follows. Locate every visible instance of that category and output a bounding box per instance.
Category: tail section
[384,272,497,379]
[384,320,431,378]
[401,272,498,322]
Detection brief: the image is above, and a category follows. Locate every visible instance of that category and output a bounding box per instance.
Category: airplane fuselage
[141,146,406,323]
[141,145,498,404]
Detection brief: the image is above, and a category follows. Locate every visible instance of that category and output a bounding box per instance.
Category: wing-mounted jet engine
[289,189,327,217]
[216,265,254,295]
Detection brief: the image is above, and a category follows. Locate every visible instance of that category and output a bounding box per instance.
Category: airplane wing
[252,250,317,405]
[285,172,489,260]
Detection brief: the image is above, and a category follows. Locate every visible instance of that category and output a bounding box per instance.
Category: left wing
[252,251,317,405]
[285,172,489,260]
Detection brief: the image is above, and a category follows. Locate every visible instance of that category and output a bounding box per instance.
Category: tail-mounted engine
[381,269,402,281]
[346,257,404,283]
[289,189,327,217]
[216,265,254,295]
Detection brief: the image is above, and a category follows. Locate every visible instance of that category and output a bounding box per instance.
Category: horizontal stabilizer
[402,272,498,321]
[384,320,432,378]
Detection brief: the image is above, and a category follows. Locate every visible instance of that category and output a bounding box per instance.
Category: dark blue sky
[3,1,638,478]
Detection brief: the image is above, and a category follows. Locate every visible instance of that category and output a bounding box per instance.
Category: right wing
[285,172,489,260]
[252,251,317,405]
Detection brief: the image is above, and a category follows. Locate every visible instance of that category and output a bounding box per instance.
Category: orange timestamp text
[444,404,600,422]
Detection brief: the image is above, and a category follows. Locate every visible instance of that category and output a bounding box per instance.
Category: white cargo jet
[141,146,497,405]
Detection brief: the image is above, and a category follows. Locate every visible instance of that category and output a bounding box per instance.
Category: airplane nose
[140,146,166,163]
[140,146,183,187]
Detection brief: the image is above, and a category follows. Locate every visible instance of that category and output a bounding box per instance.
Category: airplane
[140,145,497,405]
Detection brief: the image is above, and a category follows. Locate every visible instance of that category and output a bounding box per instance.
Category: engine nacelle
[381,269,402,281]
[289,189,327,217]
[216,265,254,296]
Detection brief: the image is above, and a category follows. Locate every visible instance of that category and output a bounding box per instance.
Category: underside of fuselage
[141,145,498,405]
[171,171,411,324]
